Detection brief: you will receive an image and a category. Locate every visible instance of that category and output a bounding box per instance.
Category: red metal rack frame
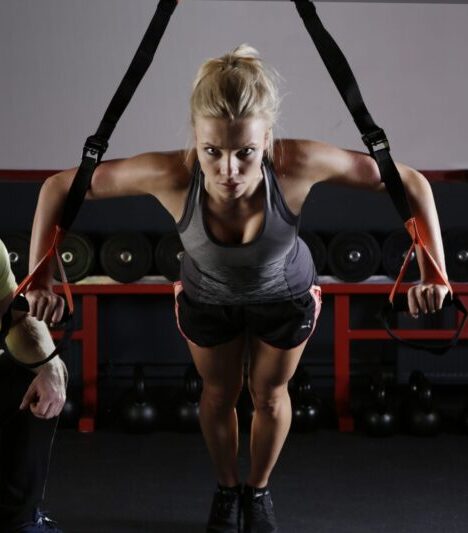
[1,168,466,432]
[50,280,468,433]
[324,282,468,432]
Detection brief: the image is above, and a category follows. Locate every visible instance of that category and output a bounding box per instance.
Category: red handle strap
[389,217,453,304]
[14,225,74,315]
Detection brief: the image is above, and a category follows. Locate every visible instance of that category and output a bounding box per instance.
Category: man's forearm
[6,313,60,373]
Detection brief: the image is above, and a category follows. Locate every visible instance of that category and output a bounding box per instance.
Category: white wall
[1,1,467,169]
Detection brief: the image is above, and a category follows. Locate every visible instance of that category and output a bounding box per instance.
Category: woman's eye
[238,148,254,157]
[205,147,219,156]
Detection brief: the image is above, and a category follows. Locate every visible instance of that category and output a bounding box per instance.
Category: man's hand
[19,359,67,419]
[25,286,66,326]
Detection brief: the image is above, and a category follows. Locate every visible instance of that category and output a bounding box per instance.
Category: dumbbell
[327,231,381,282]
[100,232,153,283]
[381,229,419,281]
[1,232,30,281]
[54,232,96,282]
[443,229,468,282]
[299,232,327,275]
[154,232,185,282]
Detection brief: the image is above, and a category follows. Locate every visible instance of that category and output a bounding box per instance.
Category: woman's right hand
[25,287,65,326]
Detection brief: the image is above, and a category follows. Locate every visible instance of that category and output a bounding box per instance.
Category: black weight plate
[154,232,184,282]
[444,228,468,282]
[54,233,96,283]
[100,232,153,283]
[1,232,30,281]
[381,229,419,281]
[299,232,327,274]
[328,231,381,282]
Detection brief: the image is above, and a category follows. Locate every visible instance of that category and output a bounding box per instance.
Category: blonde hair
[190,44,280,160]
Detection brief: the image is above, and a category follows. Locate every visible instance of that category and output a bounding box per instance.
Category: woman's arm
[287,139,449,315]
[28,150,190,322]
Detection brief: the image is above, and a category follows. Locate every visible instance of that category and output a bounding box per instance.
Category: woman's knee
[202,381,243,412]
[249,383,290,417]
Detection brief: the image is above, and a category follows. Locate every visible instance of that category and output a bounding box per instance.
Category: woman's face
[194,116,270,201]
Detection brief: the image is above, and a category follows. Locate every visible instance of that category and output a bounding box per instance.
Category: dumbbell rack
[49,278,468,433]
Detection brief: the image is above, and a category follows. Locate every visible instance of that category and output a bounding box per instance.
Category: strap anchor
[362,128,390,155]
[82,135,108,163]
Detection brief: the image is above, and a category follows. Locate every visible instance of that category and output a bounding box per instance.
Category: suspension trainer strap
[8,1,179,369]
[61,0,179,231]
[293,0,464,352]
[293,0,412,223]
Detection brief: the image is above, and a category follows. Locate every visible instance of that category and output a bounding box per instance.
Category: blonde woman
[27,45,448,533]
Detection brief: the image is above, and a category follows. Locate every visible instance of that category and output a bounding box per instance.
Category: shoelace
[213,490,239,520]
[250,491,276,523]
[36,512,59,529]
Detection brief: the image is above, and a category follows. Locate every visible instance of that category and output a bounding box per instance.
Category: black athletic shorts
[173,281,322,349]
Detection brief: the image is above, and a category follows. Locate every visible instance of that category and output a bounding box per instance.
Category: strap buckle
[362,128,390,155]
[82,135,108,163]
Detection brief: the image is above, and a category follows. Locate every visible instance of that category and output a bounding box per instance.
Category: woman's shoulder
[272,138,333,171]
[142,148,197,189]
[272,138,343,186]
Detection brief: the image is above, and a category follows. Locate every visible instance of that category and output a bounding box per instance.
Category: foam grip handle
[379,294,467,355]
[389,292,453,313]
[12,294,72,327]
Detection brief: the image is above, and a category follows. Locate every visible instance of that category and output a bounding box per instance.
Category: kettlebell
[406,371,441,437]
[176,399,200,433]
[362,373,397,437]
[58,396,81,429]
[119,364,158,434]
[184,363,203,403]
[291,397,322,433]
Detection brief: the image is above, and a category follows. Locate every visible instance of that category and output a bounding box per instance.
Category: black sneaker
[243,485,279,533]
[14,509,63,532]
[206,484,242,533]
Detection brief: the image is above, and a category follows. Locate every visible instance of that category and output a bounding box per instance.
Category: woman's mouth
[221,182,242,190]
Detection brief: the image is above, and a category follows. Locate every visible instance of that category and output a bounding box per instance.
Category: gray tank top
[176,158,317,305]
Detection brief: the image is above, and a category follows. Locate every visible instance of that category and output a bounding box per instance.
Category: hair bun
[229,43,260,61]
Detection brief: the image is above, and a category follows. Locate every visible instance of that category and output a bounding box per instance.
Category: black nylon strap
[293,0,465,354]
[293,0,412,222]
[61,154,100,231]
[96,0,178,141]
[59,0,178,231]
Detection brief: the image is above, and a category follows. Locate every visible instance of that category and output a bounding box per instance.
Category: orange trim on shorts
[173,280,201,347]
[309,284,322,336]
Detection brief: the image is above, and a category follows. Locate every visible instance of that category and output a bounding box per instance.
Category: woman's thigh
[186,333,247,397]
[247,335,309,395]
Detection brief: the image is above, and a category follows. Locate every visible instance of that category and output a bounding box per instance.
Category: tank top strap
[176,160,201,232]
[262,157,300,226]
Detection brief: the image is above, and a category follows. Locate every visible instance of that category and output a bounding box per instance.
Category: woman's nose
[220,156,239,178]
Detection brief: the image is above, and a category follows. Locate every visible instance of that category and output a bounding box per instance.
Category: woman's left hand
[407,283,450,319]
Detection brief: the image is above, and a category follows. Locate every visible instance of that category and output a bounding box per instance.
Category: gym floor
[46,428,468,533]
